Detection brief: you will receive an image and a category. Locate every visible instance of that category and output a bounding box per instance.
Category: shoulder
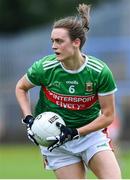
[87,55,111,74]
[30,54,59,71]
[26,54,58,85]
[87,55,105,71]
[27,54,58,74]
[88,55,106,65]
[41,54,60,70]
[36,54,57,65]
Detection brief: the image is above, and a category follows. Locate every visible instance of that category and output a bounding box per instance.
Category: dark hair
[53,4,91,49]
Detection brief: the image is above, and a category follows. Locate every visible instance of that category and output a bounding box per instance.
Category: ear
[72,38,81,48]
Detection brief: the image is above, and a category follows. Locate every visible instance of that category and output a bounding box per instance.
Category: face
[51,28,80,61]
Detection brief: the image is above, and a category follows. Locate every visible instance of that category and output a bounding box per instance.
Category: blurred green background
[0,0,130,179]
[0,0,115,33]
[0,144,130,179]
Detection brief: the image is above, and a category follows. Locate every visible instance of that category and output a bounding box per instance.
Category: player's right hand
[22,115,39,145]
[22,115,34,128]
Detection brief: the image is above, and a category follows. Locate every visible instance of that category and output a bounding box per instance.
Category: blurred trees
[0,0,114,33]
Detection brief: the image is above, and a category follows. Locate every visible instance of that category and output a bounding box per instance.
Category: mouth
[55,52,61,56]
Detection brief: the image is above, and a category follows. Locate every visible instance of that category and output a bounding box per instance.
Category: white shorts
[40,129,112,170]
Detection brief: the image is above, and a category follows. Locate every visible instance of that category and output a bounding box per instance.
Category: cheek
[61,44,73,52]
[60,44,68,51]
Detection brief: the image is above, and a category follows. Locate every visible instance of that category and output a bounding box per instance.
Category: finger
[27,128,34,136]
[46,137,57,141]
[46,135,60,141]
[48,144,57,152]
[28,134,39,145]
[48,141,62,152]
[56,122,65,128]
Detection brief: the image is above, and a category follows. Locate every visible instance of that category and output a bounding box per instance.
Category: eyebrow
[51,38,63,41]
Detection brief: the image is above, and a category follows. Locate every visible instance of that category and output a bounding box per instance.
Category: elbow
[104,112,115,127]
[15,80,27,98]
[15,81,22,100]
[15,81,22,95]
[15,81,19,96]
[107,116,114,126]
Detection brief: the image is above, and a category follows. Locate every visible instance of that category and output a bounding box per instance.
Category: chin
[56,56,64,62]
[56,54,69,62]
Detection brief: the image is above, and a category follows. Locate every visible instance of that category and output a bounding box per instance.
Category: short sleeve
[26,60,43,86]
[98,65,117,96]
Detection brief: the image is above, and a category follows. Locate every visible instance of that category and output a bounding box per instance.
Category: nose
[52,42,58,50]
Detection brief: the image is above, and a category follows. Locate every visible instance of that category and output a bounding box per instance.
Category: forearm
[78,114,114,136]
[16,88,32,117]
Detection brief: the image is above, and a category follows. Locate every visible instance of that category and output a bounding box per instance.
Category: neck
[61,51,85,71]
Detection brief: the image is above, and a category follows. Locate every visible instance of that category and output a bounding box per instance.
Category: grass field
[0,144,130,179]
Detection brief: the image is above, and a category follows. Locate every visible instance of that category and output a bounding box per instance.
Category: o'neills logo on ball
[48,115,59,124]
[42,86,98,111]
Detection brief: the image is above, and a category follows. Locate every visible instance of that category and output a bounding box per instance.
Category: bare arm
[78,94,116,136]
[15,75,35,117]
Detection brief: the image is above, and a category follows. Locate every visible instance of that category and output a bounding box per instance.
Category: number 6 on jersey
[69,85,75,94]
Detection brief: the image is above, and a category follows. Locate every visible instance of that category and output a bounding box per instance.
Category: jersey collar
[60,54,88,74]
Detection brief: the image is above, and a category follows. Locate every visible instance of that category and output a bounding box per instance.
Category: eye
[51,38,64,45]
[51,39,54,43]
[57,39,63,43]
[56,39,64,44]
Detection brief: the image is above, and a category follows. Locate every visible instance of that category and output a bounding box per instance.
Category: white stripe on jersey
[87,64,102,73]
[25,74,37,86]
[43,63,60,70]
[88,58,104,68]
[87,61,103,70]
[42,60,58,67]
[98,88,117,96]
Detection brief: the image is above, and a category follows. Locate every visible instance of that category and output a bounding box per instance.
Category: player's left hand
[22,115,39,145]
[47,122,80,151]
[27,127,39,145]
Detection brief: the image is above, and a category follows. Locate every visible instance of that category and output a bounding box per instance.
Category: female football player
[15,3,121,179]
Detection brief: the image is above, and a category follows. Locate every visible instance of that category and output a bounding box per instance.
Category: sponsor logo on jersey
[86,82,93,92]
[48,81,61,88]
[66,80,79,85]
[42,86,98,111]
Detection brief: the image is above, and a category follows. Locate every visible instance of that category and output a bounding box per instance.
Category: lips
[55,52,61,55]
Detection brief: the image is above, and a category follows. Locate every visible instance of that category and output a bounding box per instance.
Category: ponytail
[77,3,91,32]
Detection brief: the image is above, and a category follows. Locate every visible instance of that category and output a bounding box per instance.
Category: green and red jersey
[26,54,117,128]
